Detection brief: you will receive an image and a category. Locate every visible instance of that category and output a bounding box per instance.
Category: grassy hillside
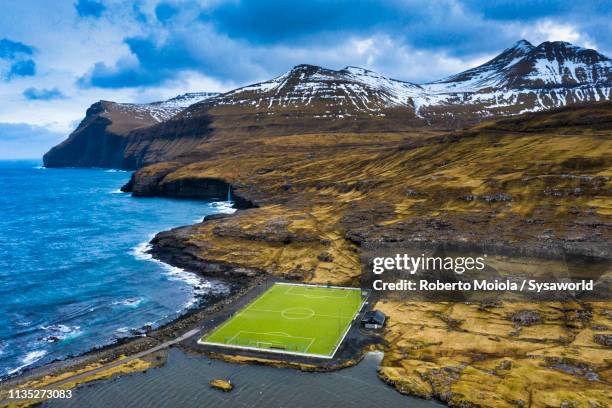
[128,102,611,407]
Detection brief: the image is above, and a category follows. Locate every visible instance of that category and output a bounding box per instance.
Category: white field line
[203,331,316,358]
[304,337,316,353]
[276,282,362,291]
[197,340,335,359]
[199,282,370,359]
[199,284,277,342]
[236,330,314,341]
[285,286,350,299]
[328,290,370,359]
[227,331,241,344]
[249,307,355,320]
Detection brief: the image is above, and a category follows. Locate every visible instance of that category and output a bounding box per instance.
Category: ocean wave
[112,297,144,308]
[104,169,128,173]
[110,189,126,194]
[210,201,237,214]
[40,324,82,342]
[33,165,46,170]
[130,238,228,310]
[130,239,154,261]
[8,350,48,375]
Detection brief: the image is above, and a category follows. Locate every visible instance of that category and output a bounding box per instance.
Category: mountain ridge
[44,39,612,169]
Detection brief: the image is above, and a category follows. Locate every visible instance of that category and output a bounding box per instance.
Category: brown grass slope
[125,102,611,407]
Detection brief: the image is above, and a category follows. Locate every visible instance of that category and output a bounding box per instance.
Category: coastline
[4,120,610,408]
[0,197,382,407]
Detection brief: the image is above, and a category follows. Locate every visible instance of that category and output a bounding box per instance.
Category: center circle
[281,307,315,319]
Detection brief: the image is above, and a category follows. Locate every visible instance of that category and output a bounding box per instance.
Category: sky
[0,0,610,159]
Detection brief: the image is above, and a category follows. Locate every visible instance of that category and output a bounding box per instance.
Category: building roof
[361,310,386,324]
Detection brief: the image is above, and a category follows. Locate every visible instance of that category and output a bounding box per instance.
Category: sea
[45,349,444,408]
[0,160,232,378]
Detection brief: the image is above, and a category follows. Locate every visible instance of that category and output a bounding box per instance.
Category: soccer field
[199,283,366,358]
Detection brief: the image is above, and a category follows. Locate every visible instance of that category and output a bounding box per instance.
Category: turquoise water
[0,160,230,377]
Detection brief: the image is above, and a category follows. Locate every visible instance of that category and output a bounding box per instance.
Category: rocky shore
[109,104,611,407]
[14,103,611,407]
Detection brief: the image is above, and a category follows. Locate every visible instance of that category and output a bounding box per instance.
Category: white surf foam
[210,201,237,214]
[130,237,229,311]
[8,350,48,375]
[40,324,82,342]
[112,297,144,308]
[110,189,126,194]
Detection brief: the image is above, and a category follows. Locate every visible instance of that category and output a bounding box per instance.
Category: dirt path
[0,328,200,407]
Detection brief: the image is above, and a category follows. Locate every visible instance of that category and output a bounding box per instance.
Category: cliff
[130,102,611,407]
[43,93,217,169]
[44,40,611,170]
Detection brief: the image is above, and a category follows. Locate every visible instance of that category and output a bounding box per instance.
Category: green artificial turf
[200,283,365,358]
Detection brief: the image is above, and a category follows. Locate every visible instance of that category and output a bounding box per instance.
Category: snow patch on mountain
[175,40,612,122]
[112,92,219,123]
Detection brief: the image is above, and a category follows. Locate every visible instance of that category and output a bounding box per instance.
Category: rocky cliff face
[43,93,217,169]
[44,40,611,169]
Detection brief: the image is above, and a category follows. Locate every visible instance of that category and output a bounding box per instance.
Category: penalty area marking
[284,286,350,299]
[224,330,315,353]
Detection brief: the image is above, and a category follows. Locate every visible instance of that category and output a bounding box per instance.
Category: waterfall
[227,185,232,203]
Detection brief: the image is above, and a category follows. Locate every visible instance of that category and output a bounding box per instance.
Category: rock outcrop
[43,93,217,169]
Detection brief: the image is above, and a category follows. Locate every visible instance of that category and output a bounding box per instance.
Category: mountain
[43,92,218,168]
[209,64,423,115]
[420,40,611,120]
[173,64,427,137]
[44,40,612,169]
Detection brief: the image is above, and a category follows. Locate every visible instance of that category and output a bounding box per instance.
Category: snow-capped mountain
[194,64,423,119]
[419,40,611,118]
[426,40,537,92]
[187,40,610,122]
[44,39,612,169]
[112,92,219,123]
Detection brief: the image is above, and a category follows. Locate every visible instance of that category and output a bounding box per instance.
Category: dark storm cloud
[77,0,611,88]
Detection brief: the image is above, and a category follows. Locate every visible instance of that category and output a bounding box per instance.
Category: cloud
[23,87,67,100]
[522,20,597,49]
[81,0,612,90]
[155,2,179,24]
[78,25,268,88]
[462,0,570,21]
[0,38,34,59]
[0,38,36,80]
[200,0,509,54]
[202,0,408,44]
[74,0,106,18]
[7,59,36,78]
[0,0,610,156]
[77,1,512,88]
[0,122,64,159]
